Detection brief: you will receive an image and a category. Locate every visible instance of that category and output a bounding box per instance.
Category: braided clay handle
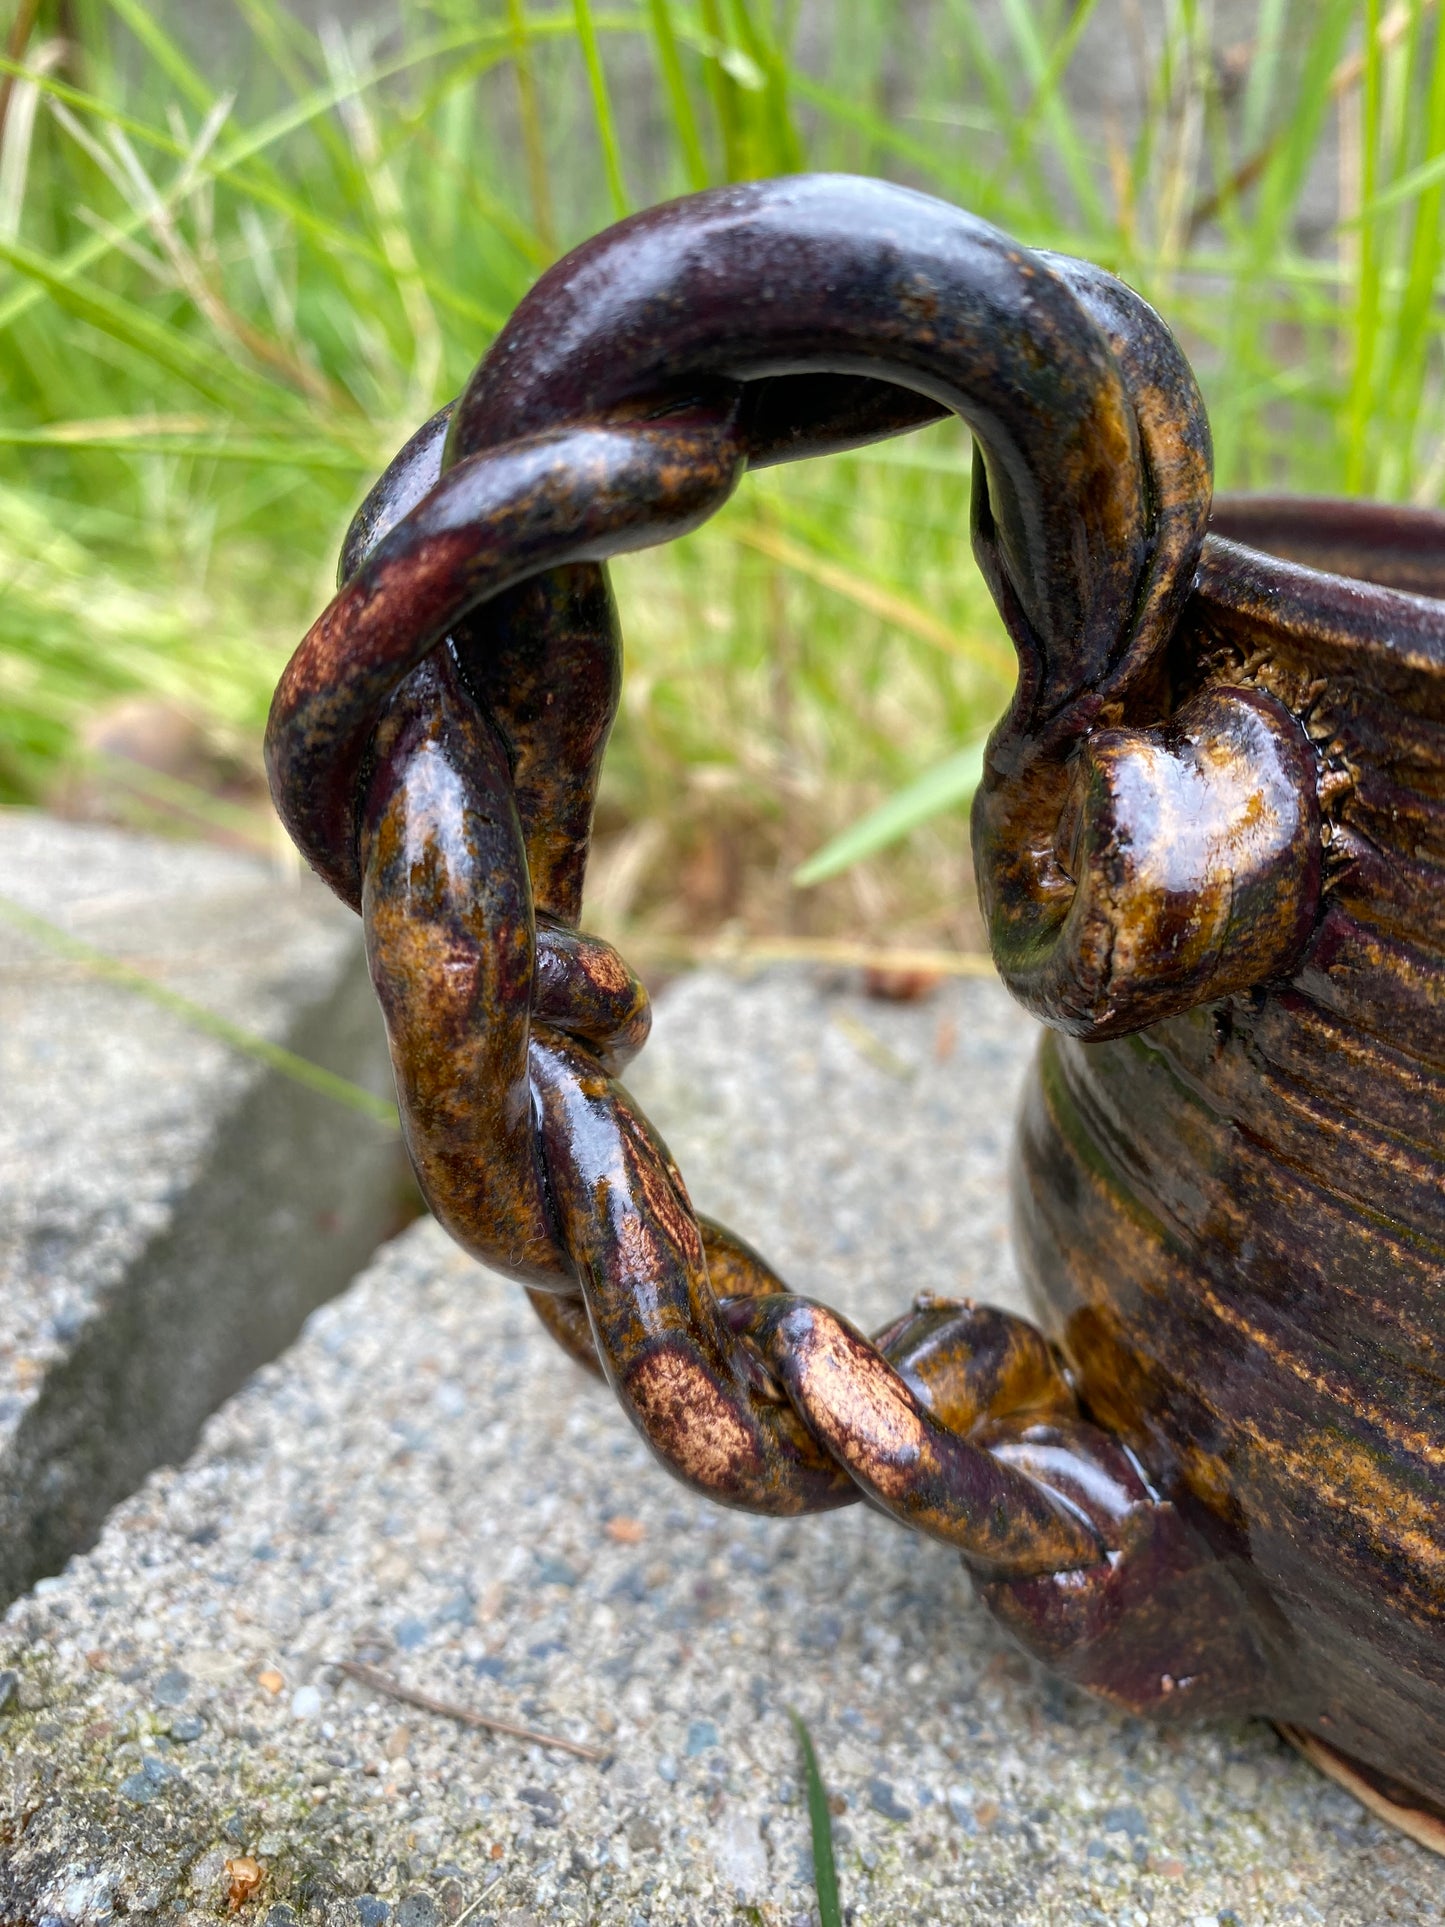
[266,178,1320,1721]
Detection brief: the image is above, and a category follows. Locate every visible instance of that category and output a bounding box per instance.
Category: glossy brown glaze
[264,176,1445,1843]
[1015,516,1445,1813]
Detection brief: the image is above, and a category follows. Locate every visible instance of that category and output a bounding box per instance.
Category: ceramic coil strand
[265,176,1445,1849]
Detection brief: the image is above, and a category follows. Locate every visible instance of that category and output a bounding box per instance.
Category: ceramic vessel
[264,175,1445,1850]
[1009,491,1445,1849]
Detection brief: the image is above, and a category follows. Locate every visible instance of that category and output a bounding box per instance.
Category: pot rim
[1197,496,1445,713]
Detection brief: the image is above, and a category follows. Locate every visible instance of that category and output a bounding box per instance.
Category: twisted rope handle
[263,178,1317,1668]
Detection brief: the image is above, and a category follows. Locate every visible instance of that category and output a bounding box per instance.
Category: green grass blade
[732,518,1013,675]
[794,735,987,886]
[203,158,512,331]
[1346,0,1383,493]
[1240,0,1289,149]
[508,0,558,253]
[1253,0,1356,244]
[0,426,369,464]
[785,68,997,207]
[646,0,708,190]
[103,0,214,113]
[574,0,629,218]
[947,12,1059,218]
[0,234,277,411]
[787,1709,841,1927]
[0,22,516,336]
[0,54,193,157]
[237,0,422,219]
[728,0,804,174]
[0,893,400,1128]
[229,0,326,95]
[1386,0,1445,484]
[1208,0,1356,482]
[1351,141,1445,220]
[697,0,745,179]
[993,0,1106,232]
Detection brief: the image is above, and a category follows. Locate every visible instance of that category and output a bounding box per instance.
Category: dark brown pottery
[1010,489,1445,1850]
[264,176,1445,1852]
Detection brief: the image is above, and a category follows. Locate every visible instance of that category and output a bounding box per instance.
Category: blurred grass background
[1,0,1442,955]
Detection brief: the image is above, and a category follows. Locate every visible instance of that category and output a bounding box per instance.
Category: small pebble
[945,1784,977,1831]
[517,1786,562,1827]
[868,1777,912,1822]
[118,1756,179,1805]
[1101,1803,1150,1842]
[534,1556,579,1588]
[151,1666,190,1707]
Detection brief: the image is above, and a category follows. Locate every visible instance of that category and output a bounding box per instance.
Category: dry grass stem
[333,1659,608,1763]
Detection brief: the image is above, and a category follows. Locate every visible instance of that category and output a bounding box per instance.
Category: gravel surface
[1,969,1439,1925]
[0,813,400,1606]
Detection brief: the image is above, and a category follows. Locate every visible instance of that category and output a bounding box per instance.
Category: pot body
[1014,502,1445,1810]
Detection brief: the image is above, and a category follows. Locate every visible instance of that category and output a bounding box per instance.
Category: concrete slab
[2,968,1438,1925]
[0,812,402,1608]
